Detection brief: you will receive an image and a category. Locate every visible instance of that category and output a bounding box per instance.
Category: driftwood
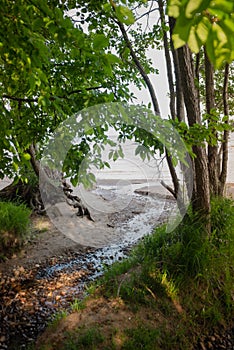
[62,179,94,221]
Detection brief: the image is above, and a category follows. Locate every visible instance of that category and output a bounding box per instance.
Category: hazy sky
[131,49,170,118]
[129,4,170,119]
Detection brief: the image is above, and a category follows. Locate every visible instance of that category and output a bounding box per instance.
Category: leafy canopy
[0,0,126,179]
[168,0,234,68]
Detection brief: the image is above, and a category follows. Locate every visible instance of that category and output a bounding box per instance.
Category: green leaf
[113,151,118,161]
[172,33,186,49]
[103,3,112,12]
[118,145,124,158]
[115,5,135,25]
[93,34,109,50]
[170,0,234,67]
[188,26,200,53]
[22,153,31,161]
[167,0,181,18]
[135,145,141,156]
[106,53,122,65]
[107,139,116,147]
[104,161,110,168]
[173,14,193,44]
[88,172,96,183]
[185,0,211,18]
[108,150,114,160]
[13,162,19,171]
[70,176,78,187]
[38,95,46,107]
[211,0,234,14]
[196,17,211,44]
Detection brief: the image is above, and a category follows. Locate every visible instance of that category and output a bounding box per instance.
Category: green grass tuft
[0,201,31,256]
[122,326,161,350]
[64,327,105,350]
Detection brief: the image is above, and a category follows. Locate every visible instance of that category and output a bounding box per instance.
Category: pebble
[197,328,234,349]
[0,243,133,350]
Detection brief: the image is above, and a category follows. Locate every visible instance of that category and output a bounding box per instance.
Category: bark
[219,63,230,196]
[205,51,219,196]
[28,144,40,177]
[0,179,44,213]
[169,16,194,202]
[169,17,185,122]
[159,0,175,120]
[177,45,211,223]
[159,7,190,214]
[177,46,201,126]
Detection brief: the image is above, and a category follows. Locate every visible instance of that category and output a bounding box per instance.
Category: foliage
[173,114,232,158]
[136,198,234,283]
[0,0,233,234]
[0,0,132,180]
[0,201,31,256]
[168,0,234,68]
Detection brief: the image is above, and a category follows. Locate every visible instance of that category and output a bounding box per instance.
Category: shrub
[0,201,31,256]
[134,197,234,282]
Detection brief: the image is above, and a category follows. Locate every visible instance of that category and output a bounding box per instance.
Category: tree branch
[114,18,161,116]
[2,86,103,103]
[2,95,37,103]
[160,180,175,197]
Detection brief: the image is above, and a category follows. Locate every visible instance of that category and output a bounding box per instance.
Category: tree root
[0,178,94,221]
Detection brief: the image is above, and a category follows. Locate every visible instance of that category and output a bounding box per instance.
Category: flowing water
[37,186,175,281]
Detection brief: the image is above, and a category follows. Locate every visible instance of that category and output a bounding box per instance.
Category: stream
[0,186,175,350]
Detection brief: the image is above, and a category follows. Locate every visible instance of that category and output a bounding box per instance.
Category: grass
[48,310,68,329]
[121,326,161,350]
[64,327,105,350]
[0,201,31,258]
[36,196,234,350]
[70,298,86,312]
[100,196,234,341]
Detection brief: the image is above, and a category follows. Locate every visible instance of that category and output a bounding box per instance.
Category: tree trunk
[169,17,194,200]
[219,63,230,196]
[159,0,175,120]
[28,143,40,177]
[205,51,219,196]
[0,144,44,212]
[169,17,185,122]
[0,178,44,212]
[177,45,211,224]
